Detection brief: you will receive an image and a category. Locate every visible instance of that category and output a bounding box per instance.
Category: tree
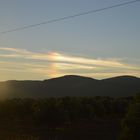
[120,93,140,140]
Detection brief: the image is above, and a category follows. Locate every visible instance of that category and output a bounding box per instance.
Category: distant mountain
[0,75,140,98]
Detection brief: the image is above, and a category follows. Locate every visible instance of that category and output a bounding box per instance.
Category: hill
[0,75,140,98]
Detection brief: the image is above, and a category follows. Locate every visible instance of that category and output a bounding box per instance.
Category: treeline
[120,94,140,140]
[0,96,132,126]
[0,95,140,139]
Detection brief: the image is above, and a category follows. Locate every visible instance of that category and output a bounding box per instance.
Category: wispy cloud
[0,47,139,80]
[0,47,138,68]
[0,47,31,54]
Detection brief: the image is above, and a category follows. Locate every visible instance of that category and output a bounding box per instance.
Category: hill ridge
[0,75,140,99]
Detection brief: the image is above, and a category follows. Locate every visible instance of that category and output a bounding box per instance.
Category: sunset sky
[0,0,140,81]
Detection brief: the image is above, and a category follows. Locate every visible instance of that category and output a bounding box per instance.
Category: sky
[0,0,140,81]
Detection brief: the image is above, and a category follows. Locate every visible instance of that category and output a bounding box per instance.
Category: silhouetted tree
[120,93,140,140]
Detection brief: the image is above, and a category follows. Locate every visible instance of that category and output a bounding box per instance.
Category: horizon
[0,0,140,81]
[0,74,139,82]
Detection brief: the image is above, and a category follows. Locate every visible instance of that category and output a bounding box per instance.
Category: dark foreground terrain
[0,95,139,140]
[0,75,140,98]
[0,75,139,139]
[0,119,120,140]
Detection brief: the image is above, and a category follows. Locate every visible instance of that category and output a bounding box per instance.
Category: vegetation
[0,95,139,139]
[120,93,140,140]
[0,97,131,124]
[0,96,133,140]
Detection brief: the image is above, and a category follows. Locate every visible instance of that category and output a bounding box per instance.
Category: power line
[0,0,140,35]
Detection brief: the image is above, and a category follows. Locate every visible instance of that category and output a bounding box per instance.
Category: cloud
[0,47,140,80]
[0,47,30,54]
[0,47,138,69]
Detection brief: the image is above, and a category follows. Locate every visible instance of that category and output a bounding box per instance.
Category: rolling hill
[0,75,140,98]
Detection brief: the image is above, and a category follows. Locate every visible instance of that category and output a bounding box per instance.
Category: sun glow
[46,52,61,77]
